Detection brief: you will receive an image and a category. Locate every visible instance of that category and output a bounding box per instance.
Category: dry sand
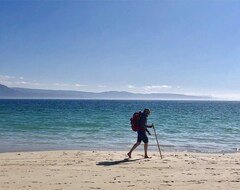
[0,150,240,190]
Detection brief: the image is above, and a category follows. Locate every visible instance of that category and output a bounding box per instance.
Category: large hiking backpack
[130,111,141,131]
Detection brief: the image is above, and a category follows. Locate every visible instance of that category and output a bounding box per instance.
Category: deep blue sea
[0,99,239,153]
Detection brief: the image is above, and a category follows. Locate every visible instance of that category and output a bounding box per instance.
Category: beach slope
[0,151,240,190]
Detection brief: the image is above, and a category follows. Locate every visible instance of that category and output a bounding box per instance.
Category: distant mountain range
[0,84,213,100]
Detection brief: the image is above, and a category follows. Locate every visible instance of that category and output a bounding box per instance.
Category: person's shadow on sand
[96,158,143,166]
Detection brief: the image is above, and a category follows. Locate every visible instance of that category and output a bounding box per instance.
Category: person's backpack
[130,111,141,131]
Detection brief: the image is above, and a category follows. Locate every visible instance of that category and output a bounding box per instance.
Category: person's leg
[142,132,149,158]
[144,143,149,158]
[127,142,141,158]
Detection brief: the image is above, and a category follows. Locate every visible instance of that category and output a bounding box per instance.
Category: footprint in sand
[89,187,101,189]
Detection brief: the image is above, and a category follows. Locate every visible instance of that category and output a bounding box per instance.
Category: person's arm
[145,124,153,128]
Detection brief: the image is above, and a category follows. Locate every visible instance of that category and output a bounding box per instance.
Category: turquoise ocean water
[0,99,239,153]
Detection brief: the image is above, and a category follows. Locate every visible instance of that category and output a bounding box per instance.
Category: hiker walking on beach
[128,108,153,158]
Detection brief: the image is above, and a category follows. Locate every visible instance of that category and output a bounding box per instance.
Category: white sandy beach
[0,150,240,190]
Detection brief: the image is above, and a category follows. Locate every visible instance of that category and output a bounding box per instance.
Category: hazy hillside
[0,84,213,100]
[0,84,23,97]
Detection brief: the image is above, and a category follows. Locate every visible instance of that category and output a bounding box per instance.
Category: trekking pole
[152,124,163,159]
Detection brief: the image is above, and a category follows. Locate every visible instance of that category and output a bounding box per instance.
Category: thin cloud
[0,75,24,86]
[0,74,88,89]
[0,75,13,80]
[52,83,87,88]
[13,81,41,86]
[0,75,15,82]
[144,85,172,90]
[97,85,107,88]
[75,83,87,87]
[53,83,69,86]
[127,85,136,89]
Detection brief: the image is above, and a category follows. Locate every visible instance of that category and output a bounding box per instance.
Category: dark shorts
[137,130,148,143]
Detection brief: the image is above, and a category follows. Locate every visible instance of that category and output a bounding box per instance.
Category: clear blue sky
[1,0,240,99]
